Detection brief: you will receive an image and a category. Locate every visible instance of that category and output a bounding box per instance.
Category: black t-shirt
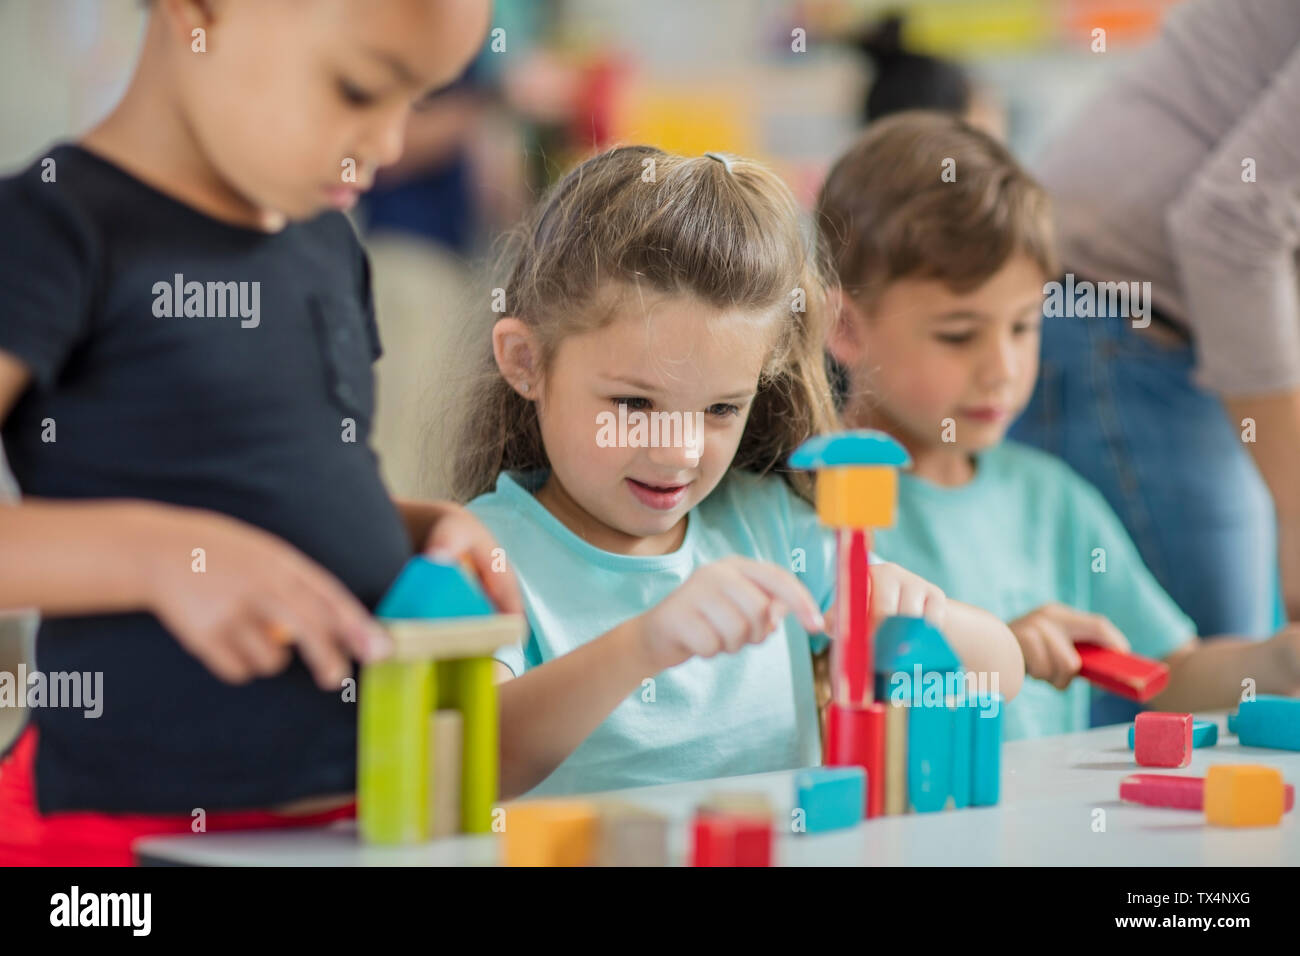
[0,144,413,813]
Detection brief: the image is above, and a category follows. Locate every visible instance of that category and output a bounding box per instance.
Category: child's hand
[865,561,948,631]
[1265,623,1300,691]
[1009,602,1130,689]
[421,503,524,615]
[142,506,390,690]
[635,557,825,672]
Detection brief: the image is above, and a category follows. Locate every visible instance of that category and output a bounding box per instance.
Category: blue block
[875,617,961,677]
[795,767,865,833]
[1127,718,1218,749]
[950,701,974,809]
[376,556,494,620]
[1231,696,1300,751]
[971,694,1003,806]
[908,703,954,813]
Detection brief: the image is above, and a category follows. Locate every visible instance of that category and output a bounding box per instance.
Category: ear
[492,317,541,399]
[157,0,218,41]
[825,287,868,369]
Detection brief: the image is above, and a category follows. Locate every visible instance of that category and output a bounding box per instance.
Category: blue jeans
[1010,310,1280,726]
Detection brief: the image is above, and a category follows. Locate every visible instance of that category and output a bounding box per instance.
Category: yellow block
[503,800,600,867]
[816,466,897,527]
[1205,765,1284,827]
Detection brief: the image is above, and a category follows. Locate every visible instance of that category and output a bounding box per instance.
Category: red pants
[0,727,356,866]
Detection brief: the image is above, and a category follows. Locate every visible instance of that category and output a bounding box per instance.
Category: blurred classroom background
[0,0,1185,748]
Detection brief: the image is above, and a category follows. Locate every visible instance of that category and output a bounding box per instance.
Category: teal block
[971,694,1002,806]
[1231,696,1300,751]
[1127,719,1218,749]
[377,556,494,620]
[950,701,974,809]
[795,766,865,833]
[908,703,954,813]
[1227,712,1238,734]
[875,616,961,676]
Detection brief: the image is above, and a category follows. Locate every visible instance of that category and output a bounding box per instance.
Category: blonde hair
[450,145,840,504]
[815,111,1057,311]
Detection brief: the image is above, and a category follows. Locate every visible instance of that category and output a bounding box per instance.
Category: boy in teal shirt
[816,112,1300,738]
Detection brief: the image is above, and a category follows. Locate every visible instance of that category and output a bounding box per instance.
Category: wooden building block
[971,695,1003,807]
[815,466,897,527]
[950,699,974,809]
[1230,696,1300,752]
[1134,712,1193,768]
[831,529,874,706]
[1205,765,1285,827]
[908,701,954,813]
[1128,718,1217,750]
[437,656,498,834]
[503,800,600,866]
[794,766,865,833]
[825,702,885,817]
[1074,643,1169,702]
[690,811,770,867]
[883,701,908,815]
[357,658,433,844]
[428,710,462,839]
[594,803,669,867]
[1120,773,1294,812]
[384,616,526,662]
[699,792,774,819]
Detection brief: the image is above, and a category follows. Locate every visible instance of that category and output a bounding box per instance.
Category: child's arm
[495,557,825,799]
[1152,627,1300,712]
[869,562,1024,701]
[0,349,389,689]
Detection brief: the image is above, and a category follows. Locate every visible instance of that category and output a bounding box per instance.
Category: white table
[134,714,1300,866]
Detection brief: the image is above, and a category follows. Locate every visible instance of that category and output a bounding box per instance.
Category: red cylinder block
[826,701,886,818]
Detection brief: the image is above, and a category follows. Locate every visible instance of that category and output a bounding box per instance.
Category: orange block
[1205,765,1285,828]
[503,800,600,866]
[815,466,897,527]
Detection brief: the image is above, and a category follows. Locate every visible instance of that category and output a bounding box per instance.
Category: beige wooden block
[384,614,526,661]
[884,700,909,816]
[429,710,463,839]
[593,802,670,867]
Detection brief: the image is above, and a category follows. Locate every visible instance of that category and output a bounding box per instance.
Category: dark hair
[856,15,971,123]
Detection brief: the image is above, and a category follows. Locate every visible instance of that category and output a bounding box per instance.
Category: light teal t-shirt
[872,441,1195,741]
[467,468,838,797]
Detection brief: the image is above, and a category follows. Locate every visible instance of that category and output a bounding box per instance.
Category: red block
[833,529,874,706]
[1075,643,1170,702]
[1134,712,1193,768]
[690,812,773,867]
[1120,773,1295,812]
[826,702,886,818]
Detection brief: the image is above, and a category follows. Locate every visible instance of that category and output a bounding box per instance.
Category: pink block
[1134,712,1193,768]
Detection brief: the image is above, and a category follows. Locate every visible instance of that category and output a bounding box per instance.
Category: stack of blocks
[789,430,1003,824]
[357,557,526,844]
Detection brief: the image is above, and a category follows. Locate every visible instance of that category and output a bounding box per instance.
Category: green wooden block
[358,658,434,844]
[441,656,498,834]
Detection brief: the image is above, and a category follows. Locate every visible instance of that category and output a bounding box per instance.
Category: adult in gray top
[1010,0,1300,699]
